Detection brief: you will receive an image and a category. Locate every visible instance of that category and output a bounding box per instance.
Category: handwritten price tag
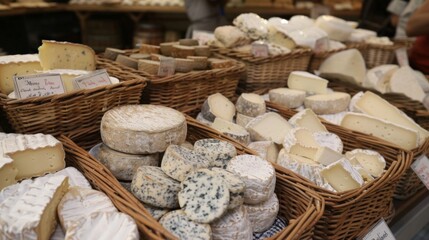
[13,73,65,99]
[395,48,409,67]
[74,69,112,90]
[311,4,331,19]
[158,57,175,77]
[192,30,215,45]
[359,219,395,240]
[411,155,429,190]
[252,43,269,58]
[314,37,329,53]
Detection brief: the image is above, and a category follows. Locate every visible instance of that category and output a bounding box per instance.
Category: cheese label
[73,69,112,90]
[315,37,330,53]
[311,4,331,19]
[252,43,269,58]
[13,73,65,99]
[359,218,395,240]
[158,57,175,77]
[395,48,409,67]
[192,30,215,45]
[411,155,429,190]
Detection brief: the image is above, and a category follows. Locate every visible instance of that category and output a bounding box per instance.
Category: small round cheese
[304,92,351,114]
[160,210,212,240]
[235,93,266,117]
[244,193,279,232]
[210,205,252,240]
[268,87,306,108]
[193,138,237,169]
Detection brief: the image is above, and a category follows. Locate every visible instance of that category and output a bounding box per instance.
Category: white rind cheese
[0,54,42,94]
[212,118,251,146]
[131,166,180,209]
[235,93,266,117]
[100,105,187,154]
[235,113,255,128]
[304,92,351,114]
[248,141,279,163]
[227,155,275,204]
[313,131,343,153]
[349,91,364,113]
[210,167,245,210]
[0,153,17,191]
[201,93,236,122]
[289,109,328,132]
[319,49,366,85]
[390,66,426,102]
[287,71,328,94]
[244,193,279,233]
[283,127,320,153]
[160,210,212,240]
[364,65,398,93]
[314,146,344,166]
[211,205,252,240]
[320,159,364,192]
[345,149,386,178]
[193,139,237,169]
[268,87,306,108]
[315,15,353,41]
[53,167,91,189]
[214,25,251,48]
[246,112,293,144]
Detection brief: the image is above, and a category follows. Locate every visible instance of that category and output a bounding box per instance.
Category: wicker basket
[214,47,313,93]
[262,101,412,239]
[61,115,324,240]
[363,40,408,69]
[98,49,245,113]
[0,57,146,142]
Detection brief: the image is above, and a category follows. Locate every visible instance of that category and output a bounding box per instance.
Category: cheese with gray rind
[212,118,251,146]
[196,112,213,126]
[268,87,306,108]
[160,210,212,240]
[235,93,266,117]
[100,105,187,154]
[289,109,328,132]
[244,193,279,233]
[246,112,293,144]
[161,145,212,182]
[209,167,245,210]
[248,141,279,163]
[193,139,237,169]
[235,113,255,128]
[201,93,236,122]
[210,205,252,240]
[304,92,351,115]
[131,166,180,208]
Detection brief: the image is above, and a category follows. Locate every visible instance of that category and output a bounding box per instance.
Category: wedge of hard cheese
[319,49,366,85]
[0,54,42,94]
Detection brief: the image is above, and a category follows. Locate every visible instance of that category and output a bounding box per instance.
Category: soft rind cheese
[319,49,366,85]
[0,54,42,94]
[304,92,351,115]
[226,155,275,204]
[287,71,328,94]
[193,139,237,169]
[131,166,180,209]
[64,211,139,240]
[57,186,117,230]
[390,66,426,102]
[160,210,212,240]
[345,149,386,178]
[0,153,17,191]
[268,87,306,108]
[313,131,343,153]
[98,143,160,181]
[244,193,279,233]
[211,205,252,240]
[320,159,364,192]
[201,93,236,122]
[349,91,364,113]
[314,146,344,166]
[38,40,96,71]
[178,169,230,223]
[283,127,320,153]
[210,167,245,210]
[52,167,91,189]
[100,105,187,154]
[364,65,398,93]
[235,93,266,117]
[315,15,353,41]
[246,112,293,144]
[212,118,251,146]
[289,109,328,132]
[235,113,255,128]
[214,25,251,48]
[248,141,279,163]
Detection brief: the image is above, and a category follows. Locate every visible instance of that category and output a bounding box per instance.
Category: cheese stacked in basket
[0,133,139,239]
[92,104,286,239]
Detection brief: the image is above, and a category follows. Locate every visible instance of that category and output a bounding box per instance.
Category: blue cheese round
[193,139,237,169]
[160,210,212,240]
[209,167,245,210]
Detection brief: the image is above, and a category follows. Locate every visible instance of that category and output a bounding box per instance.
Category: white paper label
[395,48,409,67]
[158,57,175,77]
[13,73,65,99]
[74,69,112,90]
[314,37,329,53]
[359,219,395,240]
[311,4,331,19]
[192,30,215,46]
[411,155,429,190]
[252,43,269,58]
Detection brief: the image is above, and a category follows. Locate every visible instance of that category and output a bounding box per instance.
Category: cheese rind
[289,109,328,132]
[0,54,42,94]
[201,93,236,122]
[244,193,279,233]
[209,167,245,210]
[268,87,306,108]
[235,93,266,117]
[193,139,237,169]
[283,127,320,153]
[235,113,254,128]
[160,210,212,240]
[212,118,251,146]
[345,149,386,178]
[319,49,366,85]
[246,112,293,144]
[196,112,213,126]
[313,131,343,153]
[248,141,279,163]
[320,159,364,192]
[287,71,328,94]
[364,65,398,93]
[210,205,252,240]
[0,154,17,191]
[390,66,426,102]
[314,147,344,166]
[304,92,351,114]
[315,15,353,41]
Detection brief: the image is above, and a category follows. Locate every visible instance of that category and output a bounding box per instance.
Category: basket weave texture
[265,101,412,239]
[363,40,408,69]
[0,57,147,137]
[61,115,324,240]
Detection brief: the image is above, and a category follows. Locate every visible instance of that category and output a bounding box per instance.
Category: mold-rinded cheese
[0,175,69,240]
[64,212,139,240]
[233,13,269,40]
[289,109,328,132]
[178,169,230,223]
[214,25,251,48]
[0,152,17,191]
[131,166,180,208]
[98,143,160,181]
[348,28,377,42]
[363,65,398,93]
[319,49,366,85]
[288,26,327,50]
[38,40,96,71]
[235,113,255,128]
[100,105,187,154]
[57,187,117,230]
[283,127,320,152]
[161,145,212,182]
[143,203,169,221]
[314,146,344,166]
[288,144,319,160]
[354,91,429,146]
[226,155,275,204]
[341,112,419,151]
[2,133,65,181]
[235,93,266,117]
[52,167,91,189]
[320,159,364,192]
[193,139,237,169]
[345,149,386,178]
[160,210,212,240]
[246,112,293,144]
[201,93,236,122]
[244,193,279,233]
[212,118,251,146]
[390,66,426,102]
[349,91,364,113]
[287,71,328,94]
[0,54,42,94]
[268,87,306,108]
[210,167,245,210]
[196,112,213,126]
[313,131,343,153]
[211,205,252,240]
[248,141,279,163]
[315,15,353,41]
[304,92,351,114]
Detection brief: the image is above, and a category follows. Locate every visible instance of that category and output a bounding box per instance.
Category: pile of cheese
[196,92,386,192]
[0,133,139,239]
[0,40,120,98]
[92,104,284,239]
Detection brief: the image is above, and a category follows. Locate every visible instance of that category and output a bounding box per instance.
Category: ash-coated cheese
[161,145,212,182]
[246,112,293,144]
[196,112,213,126]
[345,149,386,178]
[201,93,236,122]
[98,143,160,181]
[143,203,169,221]
[244,193,279,233]
[64,211,139,240]
[131,166,180,208]
[57,186,117,230]
[304,92,351,115]
[268,87,306,108]
[235,113,255,128]
[212,118,251,146]
[210,167,245,210]
[178,169,230,223]
[313,131,343,153]
[211,205,252,240]
[100,105,187,154]
[193,138,237,169]
[288,109,328,132]
[235,93,266,117]
[38,40,96,71]
[320,159,364,192]
[0,54,42,94]
[248,141,279,163]
[160,210,212,240]
[227,155,276,204]
[287,71,328,94]
[0,175,69,240]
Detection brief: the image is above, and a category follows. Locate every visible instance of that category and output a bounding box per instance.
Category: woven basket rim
[213,47,313,63]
